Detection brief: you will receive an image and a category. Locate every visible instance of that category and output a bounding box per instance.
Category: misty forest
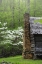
[0,0,42,64]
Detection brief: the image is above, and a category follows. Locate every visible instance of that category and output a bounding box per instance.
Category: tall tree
[27,0,30,13]
[0,0,2,5]
[18,0,20,26]
[11,0,15,28]
[34,0,36,17]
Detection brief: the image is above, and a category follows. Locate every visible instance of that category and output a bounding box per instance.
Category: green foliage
[0,22,7,43]
[0,24,23,58]
[0,0,42,29]
[30,0,42,17]
[0,43,23,58]
[34,19,42,23]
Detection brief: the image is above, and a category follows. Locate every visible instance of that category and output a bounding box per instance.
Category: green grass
[0,56,42,64]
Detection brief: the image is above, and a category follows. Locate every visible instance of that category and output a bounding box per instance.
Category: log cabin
[23,13,42,59]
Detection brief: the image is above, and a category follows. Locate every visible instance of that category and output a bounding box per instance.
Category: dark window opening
[34,34,42,48]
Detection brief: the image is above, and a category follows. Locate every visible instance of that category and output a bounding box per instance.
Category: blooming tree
[5,27,23,45]
[0,22,23,45]
[0,22,8,43]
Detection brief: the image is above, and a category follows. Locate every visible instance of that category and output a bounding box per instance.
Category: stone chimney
[23,13,32,59]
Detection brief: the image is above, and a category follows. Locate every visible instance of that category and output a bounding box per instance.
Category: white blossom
[0,22,1,24]
[3,22,7,26]
[0,24,23,45]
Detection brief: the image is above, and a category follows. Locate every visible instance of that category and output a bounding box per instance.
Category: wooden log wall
[23,13,32,59]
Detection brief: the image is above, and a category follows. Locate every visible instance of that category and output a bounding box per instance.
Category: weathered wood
[23,16,42,59]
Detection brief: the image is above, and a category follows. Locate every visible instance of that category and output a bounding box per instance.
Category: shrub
[0,43,23,58]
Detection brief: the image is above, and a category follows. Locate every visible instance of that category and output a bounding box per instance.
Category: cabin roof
[30,17,42,34]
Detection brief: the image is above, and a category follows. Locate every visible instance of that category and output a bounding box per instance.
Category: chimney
[23,13,32,59]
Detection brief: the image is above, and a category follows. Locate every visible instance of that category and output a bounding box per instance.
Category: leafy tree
[0,22,8,43]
